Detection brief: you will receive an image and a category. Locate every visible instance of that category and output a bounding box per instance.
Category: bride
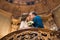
[19,13,32,30]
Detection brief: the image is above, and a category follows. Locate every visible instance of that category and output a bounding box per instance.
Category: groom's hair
[32,12,37,16]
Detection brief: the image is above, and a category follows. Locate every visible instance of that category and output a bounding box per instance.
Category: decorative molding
[51,4,60,13]
[0,9,12,18]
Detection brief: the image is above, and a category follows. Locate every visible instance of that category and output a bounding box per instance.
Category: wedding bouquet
[27,21,34,27]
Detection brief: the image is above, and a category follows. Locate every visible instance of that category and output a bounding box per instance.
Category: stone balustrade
[0,28,60,40]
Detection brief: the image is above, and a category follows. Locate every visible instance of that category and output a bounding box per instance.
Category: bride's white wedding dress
[19,21,31,30]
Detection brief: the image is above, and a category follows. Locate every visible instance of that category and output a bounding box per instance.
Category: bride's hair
[21,13,28,21]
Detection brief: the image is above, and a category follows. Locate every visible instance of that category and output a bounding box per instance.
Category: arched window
[6,0,13,3]
[26,1,35,5]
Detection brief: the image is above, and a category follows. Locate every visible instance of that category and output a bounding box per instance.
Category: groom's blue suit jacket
[33,16,44,28]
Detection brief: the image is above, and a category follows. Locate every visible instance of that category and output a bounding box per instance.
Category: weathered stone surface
[0,28,59,40]
[52,5,60,28]
[0,0,60,18]
[0,9,12,38]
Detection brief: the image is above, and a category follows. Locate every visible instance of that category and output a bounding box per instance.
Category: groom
[29,12,44,28]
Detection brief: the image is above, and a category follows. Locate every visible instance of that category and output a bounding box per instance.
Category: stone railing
[0,28,60,40]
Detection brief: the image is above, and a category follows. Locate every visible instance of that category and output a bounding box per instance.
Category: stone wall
[52,5,60,28]
[0,0,60,18]
[0,9,12,38]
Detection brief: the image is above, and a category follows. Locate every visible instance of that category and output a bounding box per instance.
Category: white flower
[50,27,58,31]
[28,21,34,26]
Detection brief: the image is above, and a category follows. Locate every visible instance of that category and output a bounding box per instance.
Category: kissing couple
[19,11,44,30]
